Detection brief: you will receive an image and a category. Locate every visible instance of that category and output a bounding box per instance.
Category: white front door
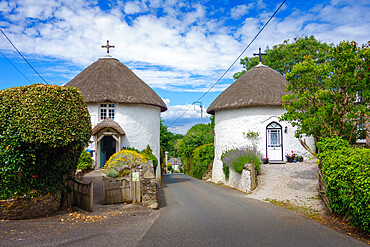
[266,122,283,161]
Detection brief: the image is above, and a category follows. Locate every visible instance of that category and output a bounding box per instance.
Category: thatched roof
[65,57,167,112]
[92,118,125,135]
[207,64,288,115]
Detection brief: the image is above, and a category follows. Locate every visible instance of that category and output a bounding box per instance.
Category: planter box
[286,156,293,162]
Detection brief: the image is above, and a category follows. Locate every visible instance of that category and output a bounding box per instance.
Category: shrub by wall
[77,150,94,171]
[104,149,147,177]
[221,146,262,180]
[317,137,370,232]
[191,143,214,179]
[123,145,158,174]
[0,84,91,200]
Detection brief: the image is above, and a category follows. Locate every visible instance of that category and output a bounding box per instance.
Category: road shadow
[157,174,192,209]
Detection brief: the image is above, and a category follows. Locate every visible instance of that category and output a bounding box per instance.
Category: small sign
[132,172,140,182]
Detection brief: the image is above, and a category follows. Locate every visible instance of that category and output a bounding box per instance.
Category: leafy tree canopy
[280,41,370,143]
[233,36,331,79]
[160,120,183,162]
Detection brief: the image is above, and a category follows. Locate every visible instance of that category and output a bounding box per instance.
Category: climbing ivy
[0,84,91,200]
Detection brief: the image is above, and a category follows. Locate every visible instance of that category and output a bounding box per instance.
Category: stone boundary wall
[140,163,158,209]
[0,193,61,220]
[225,163,256,193]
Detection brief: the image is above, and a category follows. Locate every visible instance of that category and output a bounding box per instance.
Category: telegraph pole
[194,101,203,124]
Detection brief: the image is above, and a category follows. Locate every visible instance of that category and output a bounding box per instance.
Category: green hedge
[190,143,214,179]
[0,84,91,200]
[317,137,370,232]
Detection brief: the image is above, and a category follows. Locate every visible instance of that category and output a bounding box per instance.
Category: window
[100,104,115,120]
[356,118,366,143]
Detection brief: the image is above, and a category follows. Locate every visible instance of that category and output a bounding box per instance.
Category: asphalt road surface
[138,173,366,247]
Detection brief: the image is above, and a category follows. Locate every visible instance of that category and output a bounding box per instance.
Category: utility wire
[0,28,49,84]
[168,0,287,128]
[0,51,33,84]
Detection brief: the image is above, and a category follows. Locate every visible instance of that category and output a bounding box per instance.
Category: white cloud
[0,0,369,93]
[124,1,147,15]
[230,4,254,19]
[161,99,210,120]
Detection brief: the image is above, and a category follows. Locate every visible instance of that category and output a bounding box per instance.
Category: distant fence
[103,169,141,205]
[65,178,93,212]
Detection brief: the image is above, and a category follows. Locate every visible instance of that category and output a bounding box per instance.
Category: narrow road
[138,174,365,247]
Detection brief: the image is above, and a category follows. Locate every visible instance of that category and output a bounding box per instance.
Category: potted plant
[298,155,303,162]
[263,156,269,164]
[285,154,293,162]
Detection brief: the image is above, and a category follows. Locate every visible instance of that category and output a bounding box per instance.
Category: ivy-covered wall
[0,84,91,200]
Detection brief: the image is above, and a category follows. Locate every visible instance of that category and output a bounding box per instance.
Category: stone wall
[225,163,256,194]
[140,163,158,209]
[0,193,61,220]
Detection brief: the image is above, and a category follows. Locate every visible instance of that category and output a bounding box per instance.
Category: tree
[160,120,183,168]
[177,123,214,173]
[280,41,370,143]
[233,36,331,79]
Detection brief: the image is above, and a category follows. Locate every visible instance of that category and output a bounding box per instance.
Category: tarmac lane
[138,173,366,247]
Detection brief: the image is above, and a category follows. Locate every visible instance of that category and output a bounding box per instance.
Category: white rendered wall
[212,107,315,184]
[86,103,161,163]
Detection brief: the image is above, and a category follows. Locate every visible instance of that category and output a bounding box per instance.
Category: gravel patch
[246,159,327,213]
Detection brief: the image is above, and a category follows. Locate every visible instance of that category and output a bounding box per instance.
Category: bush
[317,137,370,232]
[221,146,261,178]
[191,143,214,179]
[123,145,158,174]
[0,84,91,200]
[177,123,214,173]
[77,150,94,171]
[104,149,147,178]
[167,163,173,172]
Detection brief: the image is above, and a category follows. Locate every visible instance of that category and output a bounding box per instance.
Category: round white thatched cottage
[207,63,315,183]
[66,56,167,168]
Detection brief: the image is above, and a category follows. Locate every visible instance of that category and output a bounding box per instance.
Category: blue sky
[0,0,369,134]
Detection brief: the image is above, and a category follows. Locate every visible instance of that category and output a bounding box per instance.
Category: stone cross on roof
[253,47,267,63]
[101,40,115,55]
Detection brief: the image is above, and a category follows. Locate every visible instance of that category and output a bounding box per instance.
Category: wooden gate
[65,179,93,212]
[102,170,141,205]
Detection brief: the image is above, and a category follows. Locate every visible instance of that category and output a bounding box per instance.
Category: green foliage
[77,150,94,171]
[221,146,261,176]
[123,145,158,174]
[190,143,214,179]
[104,149,147,178]
[177,123,214,174]
[280,41,370,143]
[222,163,230,180]
[0,84,91,200]
[317,137,370,232]
[234,36,331,79]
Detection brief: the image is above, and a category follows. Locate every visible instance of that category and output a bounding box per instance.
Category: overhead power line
[168,0,287,128]
[0,51,33,84]
[0,28,49,85]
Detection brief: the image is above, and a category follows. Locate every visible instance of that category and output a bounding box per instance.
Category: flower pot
[263,158,269,164]
[298,157,303,162]
[286,156,293,162]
